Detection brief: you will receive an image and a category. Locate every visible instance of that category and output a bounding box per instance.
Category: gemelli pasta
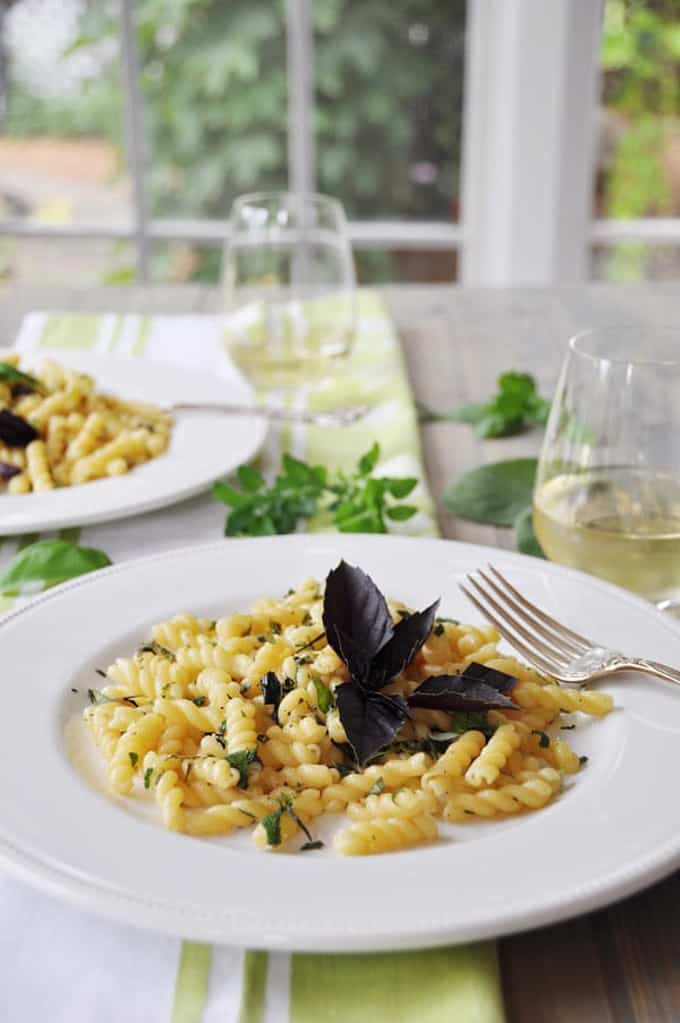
[83,571,614,856]
[0,354,171,493]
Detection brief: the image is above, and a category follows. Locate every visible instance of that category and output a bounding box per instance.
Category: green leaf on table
[0,540,112,596]
[514,506,546,558]
[444,458,538,526]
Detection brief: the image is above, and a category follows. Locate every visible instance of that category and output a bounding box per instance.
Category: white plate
[1,533,680,951]
[0,351,267,534]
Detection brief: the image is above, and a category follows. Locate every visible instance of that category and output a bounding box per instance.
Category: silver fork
[459,565,680,687]
[161,401,371,427]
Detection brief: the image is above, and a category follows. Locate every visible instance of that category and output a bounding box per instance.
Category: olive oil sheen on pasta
[533,468,680,603]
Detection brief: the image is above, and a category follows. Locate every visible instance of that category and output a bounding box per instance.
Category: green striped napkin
[1,292,505,1023]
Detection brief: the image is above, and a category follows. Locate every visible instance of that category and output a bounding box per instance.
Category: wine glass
[533,326,680,607]
[222,192,357,385]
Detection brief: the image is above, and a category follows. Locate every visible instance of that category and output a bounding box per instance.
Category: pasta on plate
[82,567,614,856]
[0,354,171,493]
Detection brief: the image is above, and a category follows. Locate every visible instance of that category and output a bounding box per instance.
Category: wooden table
[3,281,680,1022]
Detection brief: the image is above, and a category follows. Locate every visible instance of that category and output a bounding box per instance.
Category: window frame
[0,0,677,285]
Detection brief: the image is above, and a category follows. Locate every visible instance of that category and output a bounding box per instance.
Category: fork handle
[622,658,680,687]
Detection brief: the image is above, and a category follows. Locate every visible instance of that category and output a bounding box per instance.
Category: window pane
[138,3,288,220]
[594,0,680,280]
[314,1,466,222]
[0,0,130,284]
[592,243,680,282]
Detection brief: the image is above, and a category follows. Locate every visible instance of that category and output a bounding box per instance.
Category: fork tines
[459,566,593,678]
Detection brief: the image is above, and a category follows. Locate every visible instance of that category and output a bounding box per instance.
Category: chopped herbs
[300,840,324,852]
[70,687,78,693]
[433,624,445,636]
[532,729,551,749]
[561,724,576,730]
[225,749,260,789]
[260,808,283,846]
[137,640,176,661]
[213,445,419,537]
[311,675,334,714]
[295,632,326,654]
[579,755,589,766]
[192,696,207,706]
[129,752,138,768]
[448,711,497,738]
[143,767,153,789]
[87,688,139,707]
[369,778,385,795]
[335,763,354,778]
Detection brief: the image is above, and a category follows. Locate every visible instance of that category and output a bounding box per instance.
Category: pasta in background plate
[0,354,171,493]
[83,575,614,856]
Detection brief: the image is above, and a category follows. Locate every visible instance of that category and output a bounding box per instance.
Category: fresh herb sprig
[323,561,518,767]
[419,371,550,438]
[213,444,419,538]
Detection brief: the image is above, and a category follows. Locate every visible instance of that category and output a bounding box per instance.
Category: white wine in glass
[534,327,680,605]
[222,192,356,386]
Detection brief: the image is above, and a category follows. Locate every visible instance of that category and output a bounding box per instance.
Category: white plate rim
[0,352,268,534]
[1,533,680,950]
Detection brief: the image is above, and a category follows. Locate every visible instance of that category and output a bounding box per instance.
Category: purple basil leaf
[336,683,409,767]
[369,599,440,690]
[331,624,373,683]
[0,462,20,481]
[0,410,38,448]
[462,661,517,692]
[322,561,394,677]
[407,674,516,712]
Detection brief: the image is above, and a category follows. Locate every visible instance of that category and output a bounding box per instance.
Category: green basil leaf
[358,442,380,475]
[385,504,418,521]
[213,481,246,507]
[236,464,264,492]
[444,458,538,526]
[514,505,546,558]
[383,477,418,498]
[0,540,111,596]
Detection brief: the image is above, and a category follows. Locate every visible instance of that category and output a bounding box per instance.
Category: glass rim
[229,190,347,217]
[569,325,680,368]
